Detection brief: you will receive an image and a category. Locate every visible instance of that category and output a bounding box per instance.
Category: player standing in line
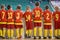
[0,5,7,38]
[7,5,14,38]
[14,5,23,39]
[0,6,2,38]
[53,6,60,39]
[24,6,33,38]
[59,8,60,39]
[32,2,43,39]
[43,6,53,39]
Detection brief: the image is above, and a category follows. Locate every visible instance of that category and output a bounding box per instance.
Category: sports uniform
[0,9,7,37]
[43,9,52,38]
[33,7,43,38]
[14,10,23,38]
[24,11,33,38]
[7,9,14,38]
[53,11,60,38]
[0,10,2,37]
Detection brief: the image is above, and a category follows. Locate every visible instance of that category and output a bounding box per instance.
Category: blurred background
[0,0,57,11]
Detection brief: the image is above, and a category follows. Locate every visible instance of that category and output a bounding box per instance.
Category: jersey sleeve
[0,10,1,21]
[23,12,26,18]
[13,11,15,20]
[43,11,45,17]
[21,11,24,18]
[32,8,35,15]
[14,11,16,20]
[52,12,55,19]
[40,8,43,16]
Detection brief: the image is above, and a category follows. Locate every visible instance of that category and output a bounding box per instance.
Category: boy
[32,2,43,39]
[53,6,60,39]
[7,5,14,38]
[24,6,33,38]
[14,5,23,38]
[0,5,7,38]
[43,6,52,39]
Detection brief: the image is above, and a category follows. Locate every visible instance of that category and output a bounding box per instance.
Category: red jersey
[33,7,43,20]
[0,10,1,22]
[14,10,23,23]
[7,9,14,22]
[53,11,60,22]
[0,9,7,22]
[43,9,52,23]
[24,11,33,22]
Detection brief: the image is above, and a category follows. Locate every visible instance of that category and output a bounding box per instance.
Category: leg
[0,24,2,38]
[28,29,32,38]
[33,22,38,39]
[15,25,20,38]
[7,29,10,38]
[49,25,53,39]
[28,21,33,38]
[16,28,20,38]
[58,23,60,39]
[3,28,6,38]
[26,30,29,38]
[2,24,6,38]
[10,29,14,38]
[54,22,59,39]
[38,27,42,39]
[10,25,14,38]
[43,25,48,39]
[0,29,2,37]
[7,25,11,38]
[20,28,24,38]
[44,29,48,39]
[38,23,42,39]
[49,29,53,39]
[25,22,29,38]
[33,27,37,39]
[54,29,58,39]
[58,29,60,39]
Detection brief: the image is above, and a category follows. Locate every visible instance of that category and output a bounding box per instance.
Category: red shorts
[15,25,23,28]
[34,22,41,27]
[7,24,14,29]
[1,24,7,28]
[54,22,60,29]
[26,21,33,30]
[44,25,51,29]
[0,24,2,29]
